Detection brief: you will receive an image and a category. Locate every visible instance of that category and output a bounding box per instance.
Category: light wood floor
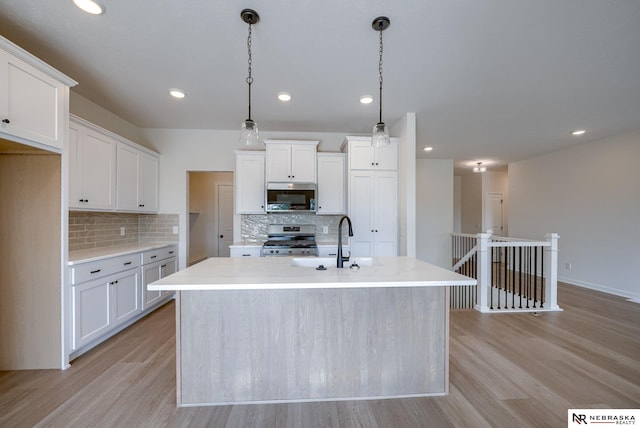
[1,283,638,427]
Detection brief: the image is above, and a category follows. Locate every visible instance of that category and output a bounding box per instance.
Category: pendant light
[371,16,391,147]
[239,9,261,147]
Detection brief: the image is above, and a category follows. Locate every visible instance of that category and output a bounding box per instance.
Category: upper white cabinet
[70,115,159,213]
[342,136,398,170]
[116,142,159,212]
[69,117,117,210]
[316,153,346,215]
[0,36,76,150]
[265,140,318,183]
[235,151,265,214]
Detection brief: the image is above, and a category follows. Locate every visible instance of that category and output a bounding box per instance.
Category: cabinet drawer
[71,254,141,285]
[142,245,177,264]
[229,246,262,257]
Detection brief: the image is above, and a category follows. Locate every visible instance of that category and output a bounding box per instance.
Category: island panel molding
[179,286,447,405]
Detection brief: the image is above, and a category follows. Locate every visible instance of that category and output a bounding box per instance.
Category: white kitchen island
[149,256,476,407]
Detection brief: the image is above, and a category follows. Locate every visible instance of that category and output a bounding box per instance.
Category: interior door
[217,184,234,257]
[485,192,503,236]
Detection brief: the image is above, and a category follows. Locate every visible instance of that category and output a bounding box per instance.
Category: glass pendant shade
[372,122,390,147]
[240,118,260,147]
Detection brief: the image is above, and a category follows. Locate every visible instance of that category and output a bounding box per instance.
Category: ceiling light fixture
[169,89,186,99]
[571,129,586,136]
[239,8,261,147]
[278,92,291,102]
[360,95,373,104]
[73,0,105,15]
[423,146,433,152]
[371,16,391,147]
[473,162,487,173]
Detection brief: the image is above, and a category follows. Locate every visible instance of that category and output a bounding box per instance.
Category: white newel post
[475,233,491,312]
[544,233,561,310]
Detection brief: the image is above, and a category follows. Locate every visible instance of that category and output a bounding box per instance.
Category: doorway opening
[187,171,234,265]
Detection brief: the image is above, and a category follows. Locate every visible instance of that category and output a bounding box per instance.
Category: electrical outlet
[172,226,179,235]
[565,262,572,271]
[120,227,125,236]
[322,225,329,234]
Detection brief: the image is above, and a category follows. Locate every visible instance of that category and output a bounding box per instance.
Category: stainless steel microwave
[266,183,316,213]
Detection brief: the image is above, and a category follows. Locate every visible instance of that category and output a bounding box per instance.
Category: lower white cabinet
[142,251,177,310]
[72,267,141,350]
[229,245,262,258]
[70,244,177,356]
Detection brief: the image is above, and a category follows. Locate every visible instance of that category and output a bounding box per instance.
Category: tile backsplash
[69,212,178,251]
[241,214,348,244]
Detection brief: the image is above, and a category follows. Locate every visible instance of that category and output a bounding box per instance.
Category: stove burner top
[262,224,318,256]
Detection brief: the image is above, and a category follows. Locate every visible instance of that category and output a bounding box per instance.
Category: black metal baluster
[541,249,545,308]
[518,247,523,309]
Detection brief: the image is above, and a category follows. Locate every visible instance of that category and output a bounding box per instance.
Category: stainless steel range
[262,224,318,257]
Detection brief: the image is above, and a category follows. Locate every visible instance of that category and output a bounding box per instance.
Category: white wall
[392,113,417,257]
[461,173,482,233]
[416,159,454,268]
[508,130,640,301]
[453,176,462,233]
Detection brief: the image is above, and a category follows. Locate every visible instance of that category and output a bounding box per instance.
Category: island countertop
[148,255,476,291]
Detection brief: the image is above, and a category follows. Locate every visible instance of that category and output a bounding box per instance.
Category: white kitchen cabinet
[234,151,265,214]
[316,153,346,215]
[348,170,398,257]
[342,136,398,170]
[229,245,262,258]
[116,142,159,212]
[0,37,75,150]
[68,117,116,210]
[141,246,177,310]
[69,245,176,356]
[265,140,318,183]
[317,245,350,257]
[70,253,141,351]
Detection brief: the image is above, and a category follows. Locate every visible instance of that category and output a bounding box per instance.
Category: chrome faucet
[337,215,353,268]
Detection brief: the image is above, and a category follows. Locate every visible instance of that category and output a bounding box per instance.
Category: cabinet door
[116,143,139,211]
[290,144,316,182]
[68,123,83,208]
[0,51,64,149]
[142,262,162,310]
[265,144,291,182]
[81,128,116,210]
[235,153,265,214]
[139,153,158,212]
[349,140,376,170]
[159,257,177,296]
[72,279,111,350]
[373,171,398,256]
[348,171,374,257]
[375,143,399,170]
[317,154,345,215]
[112,269,141,325]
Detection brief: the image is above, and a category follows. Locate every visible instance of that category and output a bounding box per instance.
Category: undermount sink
[290,257,374,268]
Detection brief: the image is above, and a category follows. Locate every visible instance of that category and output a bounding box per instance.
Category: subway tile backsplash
[69,212,178,251]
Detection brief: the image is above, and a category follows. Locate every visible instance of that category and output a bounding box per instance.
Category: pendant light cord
[246,22,253,121]
[378,27,384,124]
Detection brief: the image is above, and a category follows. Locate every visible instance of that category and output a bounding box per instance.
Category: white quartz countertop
[148,256,476,291]
[69,242,177,265]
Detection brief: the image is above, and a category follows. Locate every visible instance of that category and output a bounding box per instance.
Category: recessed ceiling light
[423,146,433,152]
[571,129,586,136]
[73,0,105,15]
[169,89,186,99]
[360,95,373,104]
[278,92,292,102]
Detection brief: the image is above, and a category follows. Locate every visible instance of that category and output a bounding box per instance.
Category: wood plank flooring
[1,282,638,427]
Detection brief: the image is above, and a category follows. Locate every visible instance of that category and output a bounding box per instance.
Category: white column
[474,232,491,312]
[544,233,561,310]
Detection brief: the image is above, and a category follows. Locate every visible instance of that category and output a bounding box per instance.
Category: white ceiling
[1,0,639,173]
